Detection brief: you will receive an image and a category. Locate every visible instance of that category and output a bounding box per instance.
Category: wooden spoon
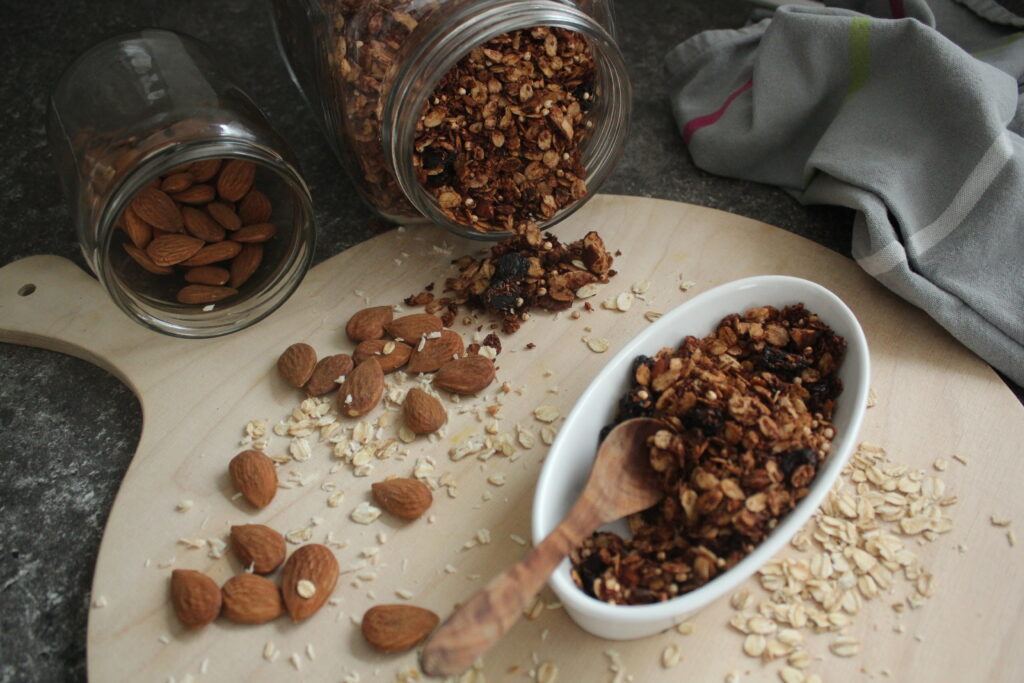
[419,417,666,676]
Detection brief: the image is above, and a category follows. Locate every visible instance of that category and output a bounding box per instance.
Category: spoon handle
[419,500,597,677]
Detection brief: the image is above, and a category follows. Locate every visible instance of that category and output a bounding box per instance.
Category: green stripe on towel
[847,17,871,96]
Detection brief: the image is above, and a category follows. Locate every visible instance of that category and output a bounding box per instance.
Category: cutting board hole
[18,283,36,297]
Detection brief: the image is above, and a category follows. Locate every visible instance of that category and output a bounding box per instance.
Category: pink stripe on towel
[681,78,753,144]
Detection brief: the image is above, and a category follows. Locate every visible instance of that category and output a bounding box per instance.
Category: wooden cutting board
[1,195,1021,682]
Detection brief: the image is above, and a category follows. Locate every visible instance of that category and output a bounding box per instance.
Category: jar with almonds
[271,0,630,238]
[48,29,316,336]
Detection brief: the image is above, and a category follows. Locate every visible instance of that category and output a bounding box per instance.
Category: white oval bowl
[531,275,870,640]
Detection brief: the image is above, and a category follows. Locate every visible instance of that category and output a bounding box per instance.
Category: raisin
[493,251,529,282]
[573,81,595,111]
[756,346,808,378]
[631,354,653,376]
[682,406,723,435]
[598,423,616,443]
[617,391,651,421]
[421,146,456,187]
[779,448,817,482]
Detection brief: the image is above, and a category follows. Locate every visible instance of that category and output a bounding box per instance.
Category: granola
[570,304,846,604]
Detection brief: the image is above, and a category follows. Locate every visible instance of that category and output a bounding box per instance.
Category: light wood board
[1,195,1021,682]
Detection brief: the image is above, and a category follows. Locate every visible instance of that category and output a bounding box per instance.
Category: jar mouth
[383,0,631,242]
[95,140,316,338]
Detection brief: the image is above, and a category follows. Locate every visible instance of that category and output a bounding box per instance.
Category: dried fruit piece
[353,339,412,373]
[406,329,465,373]
[402,388,447,435]
[433,355,496,395]
[181,206,227,242]
[221,573,284,624]
[230,524,286,574]
[229,243,262,288]
[206,202,242,231]
[338,356,384,417]
[177,284,237,305]
[179,240,243,267]
[123,243,172,275]
[371,478,433,520]
[170,569,221,630]
[238,189,272,224]
[146,234,204,267]
[217,159,257,202]
[233,223,276,243]
[280,544,339,622]
[184,266,230,286]
[229,449,278,509]
[305,354,354,396]
[385,313,443,341]
[189,158,222,183]
[131,186,184,233]
[361,604,439,653]
[277,343,318,388]
[346,306,394,342]
[172,184,216,205]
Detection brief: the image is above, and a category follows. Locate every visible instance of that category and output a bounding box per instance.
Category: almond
[353,339,411,373]
[181,206,227,242]
[189,158,222,183]
[184,265,230,286]
[230,524,286,573]
[406,329,465,373]
[123,205,153,249]
[171,183,216,205]
[146,234,204,266]
[233,222,276,243]
[346,306,393,342]
[217,159,257,202]
[238,189,273,224]
[229,243,263,288]
[123,243,172,275]
[338,356,384,417]
[206,202,242,231]
[229,449,277,509]
[160,172,194,194]
[221,573,284,624]
[402,388,447,435]
[280,544,339,622]
[371,477,433,519]
[433,355,496,395]
[170,569,221,630]
[131,186,184,232]
[361,604,439,653]
[385,313,443,342]
[177,284,237,304]
[277,343,317,387]
[305,354,354,396]
[179,240,243,267]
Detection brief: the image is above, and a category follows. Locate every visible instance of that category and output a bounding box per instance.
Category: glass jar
[48,29,317,337]
[271,0,630,240]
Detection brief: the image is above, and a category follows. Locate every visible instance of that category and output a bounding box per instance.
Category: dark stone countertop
[0,2,1018,682]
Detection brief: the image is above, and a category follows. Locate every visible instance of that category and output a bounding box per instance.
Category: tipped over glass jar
[271,0,630,239]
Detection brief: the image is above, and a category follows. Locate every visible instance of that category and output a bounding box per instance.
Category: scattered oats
[644,311,663,323]
[1009,530,1018,547]
[296,580,317,599]
[524,596,545,620]
[510,534,528,546]
[615,292,634,312]
[91,595,107,609]
[632,280,651,295]
[158,635,170,644]
[289,653,302,671]
[396,588,415,600]
[675,621,695,635]
[517,426,536,449]
[478,345,498,360]
[377,531,388,544]
[533,405,560,423]
[444,564,458,574]
[586,336,610,353]
[175,499,193,512]
[866,387,878,408]
[725,673,741,683]
[779,667,805,683]
[991,515,1012,527]
[199,658,209,674]
[351,502,382,525]
[829,636,860,657]
[536,661,558,683]
[933,458,948,471]
[893,624,905,633]
[600,297,617,310]
[661,643,682,669]
[428,514,437,524]
[575,283,599,299]
[328,491,346,507]
[730,589,752,611]
[952,453,969,465]
[743,634,767,657]
[476,528,491,544]
[678,280,696,291]
[487,473,506,486]
[306,643,316,661]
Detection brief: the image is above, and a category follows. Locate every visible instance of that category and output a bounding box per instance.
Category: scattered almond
[221,573,284,624]
[170,569,221,630]
[305,354,354,396]
[280,544,339,622]
[338,356,385,417]
[353,339,412,373]
[371,478,433,520]
[385,313,443,341]
[361,604,439,653]
[402,388,447,435]
[433,355,496,395]
[229,450,278,509]
[277,343,318,388]
[346,306,394,342]
[406,329,465,373]
[230,524,286,574]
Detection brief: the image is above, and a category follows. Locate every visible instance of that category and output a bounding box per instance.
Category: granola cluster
[414,27,595,233]
[405,223,615,333]
[570,305,846,605]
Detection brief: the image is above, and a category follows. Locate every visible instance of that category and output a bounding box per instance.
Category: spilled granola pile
[571,304,846,604]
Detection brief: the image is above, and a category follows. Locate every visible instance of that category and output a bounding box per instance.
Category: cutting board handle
[0,255,156,391]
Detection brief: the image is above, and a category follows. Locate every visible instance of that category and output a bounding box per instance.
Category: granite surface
[0,2,1017,682]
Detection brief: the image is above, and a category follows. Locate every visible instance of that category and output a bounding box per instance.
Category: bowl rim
[531,275,871,625]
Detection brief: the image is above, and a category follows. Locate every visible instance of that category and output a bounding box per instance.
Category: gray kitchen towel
[666,1,1024,386]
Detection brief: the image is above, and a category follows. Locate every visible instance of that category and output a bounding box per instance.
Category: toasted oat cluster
[405,224,614,332]
[414,27,595,233]
[570,304,846,605]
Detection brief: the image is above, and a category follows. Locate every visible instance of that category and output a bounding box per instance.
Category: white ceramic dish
[531,275,870,640]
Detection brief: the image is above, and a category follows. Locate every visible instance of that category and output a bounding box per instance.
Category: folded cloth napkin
[666,0,1024,385]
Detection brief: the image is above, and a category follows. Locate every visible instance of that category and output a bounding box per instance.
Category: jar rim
[382,0,631,241]
[95,140,316,338]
